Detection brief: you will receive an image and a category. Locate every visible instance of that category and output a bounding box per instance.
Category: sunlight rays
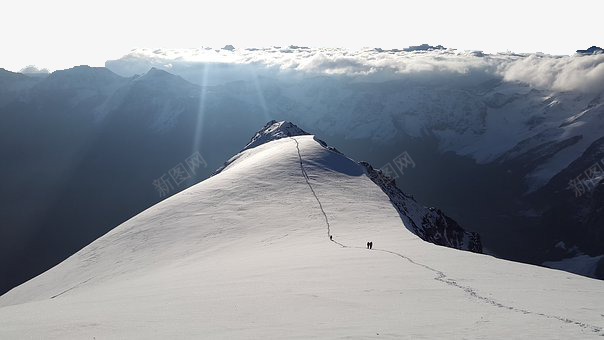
[191,63,211,155]
[249,67,271,124]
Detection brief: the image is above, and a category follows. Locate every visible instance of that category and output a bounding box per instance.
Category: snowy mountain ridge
[1,65,602,293]
[221,120,481,252]
[1,121,603,338]
[244,120,310,150]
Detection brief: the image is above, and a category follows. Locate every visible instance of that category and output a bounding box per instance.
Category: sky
[2,0,602,72]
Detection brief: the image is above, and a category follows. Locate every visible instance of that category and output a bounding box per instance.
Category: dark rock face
[597,258,604,278]
[360,161,482,253]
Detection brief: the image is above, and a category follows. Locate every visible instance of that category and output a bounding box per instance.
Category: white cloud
[499,53,604,93]
[106,47,604,93]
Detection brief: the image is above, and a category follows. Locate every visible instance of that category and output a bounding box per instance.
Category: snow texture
[1,122,603,339]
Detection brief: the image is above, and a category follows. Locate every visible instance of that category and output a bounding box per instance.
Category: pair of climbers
[330,235,373,250]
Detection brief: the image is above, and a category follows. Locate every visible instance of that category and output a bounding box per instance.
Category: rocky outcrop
[360,161,482,253]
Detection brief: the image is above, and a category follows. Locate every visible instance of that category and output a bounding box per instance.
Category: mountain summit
[244,120,310,150]
[0,121,602,338]
[239,121,482,252]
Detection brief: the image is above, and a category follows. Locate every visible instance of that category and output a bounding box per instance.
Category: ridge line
[289,136,602,335]
[291,137,334,241]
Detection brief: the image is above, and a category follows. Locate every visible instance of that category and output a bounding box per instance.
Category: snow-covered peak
[215,121,480,252]
[1,124,604,338]
[213,121,310,175]
[243,120,310,150]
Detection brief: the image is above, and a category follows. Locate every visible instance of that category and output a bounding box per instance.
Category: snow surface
[1,135,603,339]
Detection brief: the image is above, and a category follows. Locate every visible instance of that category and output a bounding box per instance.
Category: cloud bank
[106,46,604,93]
[499,53,604,93]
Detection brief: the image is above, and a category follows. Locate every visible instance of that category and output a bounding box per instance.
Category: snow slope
[1,126,603,339]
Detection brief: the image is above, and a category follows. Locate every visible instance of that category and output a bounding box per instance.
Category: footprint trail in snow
[290,136,603,336]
